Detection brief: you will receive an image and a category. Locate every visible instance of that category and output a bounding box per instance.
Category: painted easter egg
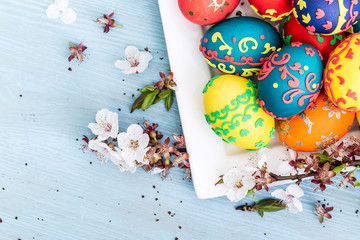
[203,75,275,150]
[257,42,323,119]
[278,92,355,151]
[178,0,239,25]
[282,13,345,64]
[248,0,293,21]
[200,17,282,77]
[324,33,360,112]
[293,0,360,35]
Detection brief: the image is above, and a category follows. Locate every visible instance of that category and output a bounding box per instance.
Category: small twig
[269,172,317,181]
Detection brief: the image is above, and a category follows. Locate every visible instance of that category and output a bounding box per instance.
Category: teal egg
[257,42,323,119]
[200,17,282,77]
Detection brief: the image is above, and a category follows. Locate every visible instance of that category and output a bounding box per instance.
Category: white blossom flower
[88,140,113,163]
[271,184,304,214]
[117,124,150,164]
[114,46,153,74]
[110,147,137,173]
[88,109,119,141]
[46,0,77,24]
[223,168,255,202]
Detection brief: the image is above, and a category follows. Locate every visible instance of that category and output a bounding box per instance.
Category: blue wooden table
[1,1,360,239]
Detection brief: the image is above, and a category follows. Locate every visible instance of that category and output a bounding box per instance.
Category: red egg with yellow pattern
[248,0,293,21]
[282,13,345,65]
[178,0,239,25]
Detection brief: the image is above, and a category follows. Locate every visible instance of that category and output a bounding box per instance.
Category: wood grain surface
[0,0,360,239]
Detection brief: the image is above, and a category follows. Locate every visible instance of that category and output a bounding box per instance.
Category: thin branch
[269,172,317,181]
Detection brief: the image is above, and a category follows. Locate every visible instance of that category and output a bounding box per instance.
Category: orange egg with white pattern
[278,92,355,152]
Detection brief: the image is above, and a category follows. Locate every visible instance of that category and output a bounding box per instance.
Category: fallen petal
[60,8,77,24]
[46,4,61,19]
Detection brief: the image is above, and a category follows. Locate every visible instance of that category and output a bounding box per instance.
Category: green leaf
[69,42,75,47]
[158,89,171,98]
[257,198,286,212]
[141,89,160,111]
[354,182,360,187]
[141,85,157,93]
[332,164,345,174]
[258,209,264,218]
[130,91,150,113]
[165,93,172,111]
[314,152,333,163]
[246,188,255,196]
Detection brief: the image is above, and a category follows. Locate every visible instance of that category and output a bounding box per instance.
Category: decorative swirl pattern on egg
[257,42,323,119]
[324,33,360,113]
[203,75,275,150]
[200,17,282,77]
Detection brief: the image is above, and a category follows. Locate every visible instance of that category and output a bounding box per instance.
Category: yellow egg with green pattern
[203,74,275,150]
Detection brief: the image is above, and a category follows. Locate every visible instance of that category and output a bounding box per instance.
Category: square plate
[158,0,360,199]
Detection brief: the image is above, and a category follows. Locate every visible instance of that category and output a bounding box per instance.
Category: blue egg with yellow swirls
[199,17,282,77]
[293,0,360,35]
[257,42,323,120]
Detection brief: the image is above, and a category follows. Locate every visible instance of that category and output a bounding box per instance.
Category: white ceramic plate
[158,0,360,199]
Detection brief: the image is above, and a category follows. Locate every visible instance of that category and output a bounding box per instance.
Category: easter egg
[278,92,355,151]
[203,75,275,150]
[248,0,293,21]
[293,0,360,35]
[357,112,360,124]
[324,33,360,112]
[178,0,239,25]
[200,17,282,77]
[257,42,323,119]
[282,13,345,64]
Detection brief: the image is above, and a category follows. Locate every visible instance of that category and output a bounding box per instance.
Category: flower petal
[271,189,287,201]
[60,8,76,24]
[46,4,60,19]
[223,168,241,188]
[55,0,69,11]
[287,202,299,214]
[286,184,304,199]
[125,46,140,59]
[96,109,108,123]
[138,134,150,148]
[127,124,143,140]
[134,52,153,73]
[292,198,303,212]
[117,132,130,149]
[88,123,103,136]
[242,176,255,190]
[122,149,137,163]
[258,154,267,168]
[114,60,131,70]
[227,187,247,202]
[151,167,164,175]
[277,161,296,175]
[135,148,148,163]
[107,112,119,139]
